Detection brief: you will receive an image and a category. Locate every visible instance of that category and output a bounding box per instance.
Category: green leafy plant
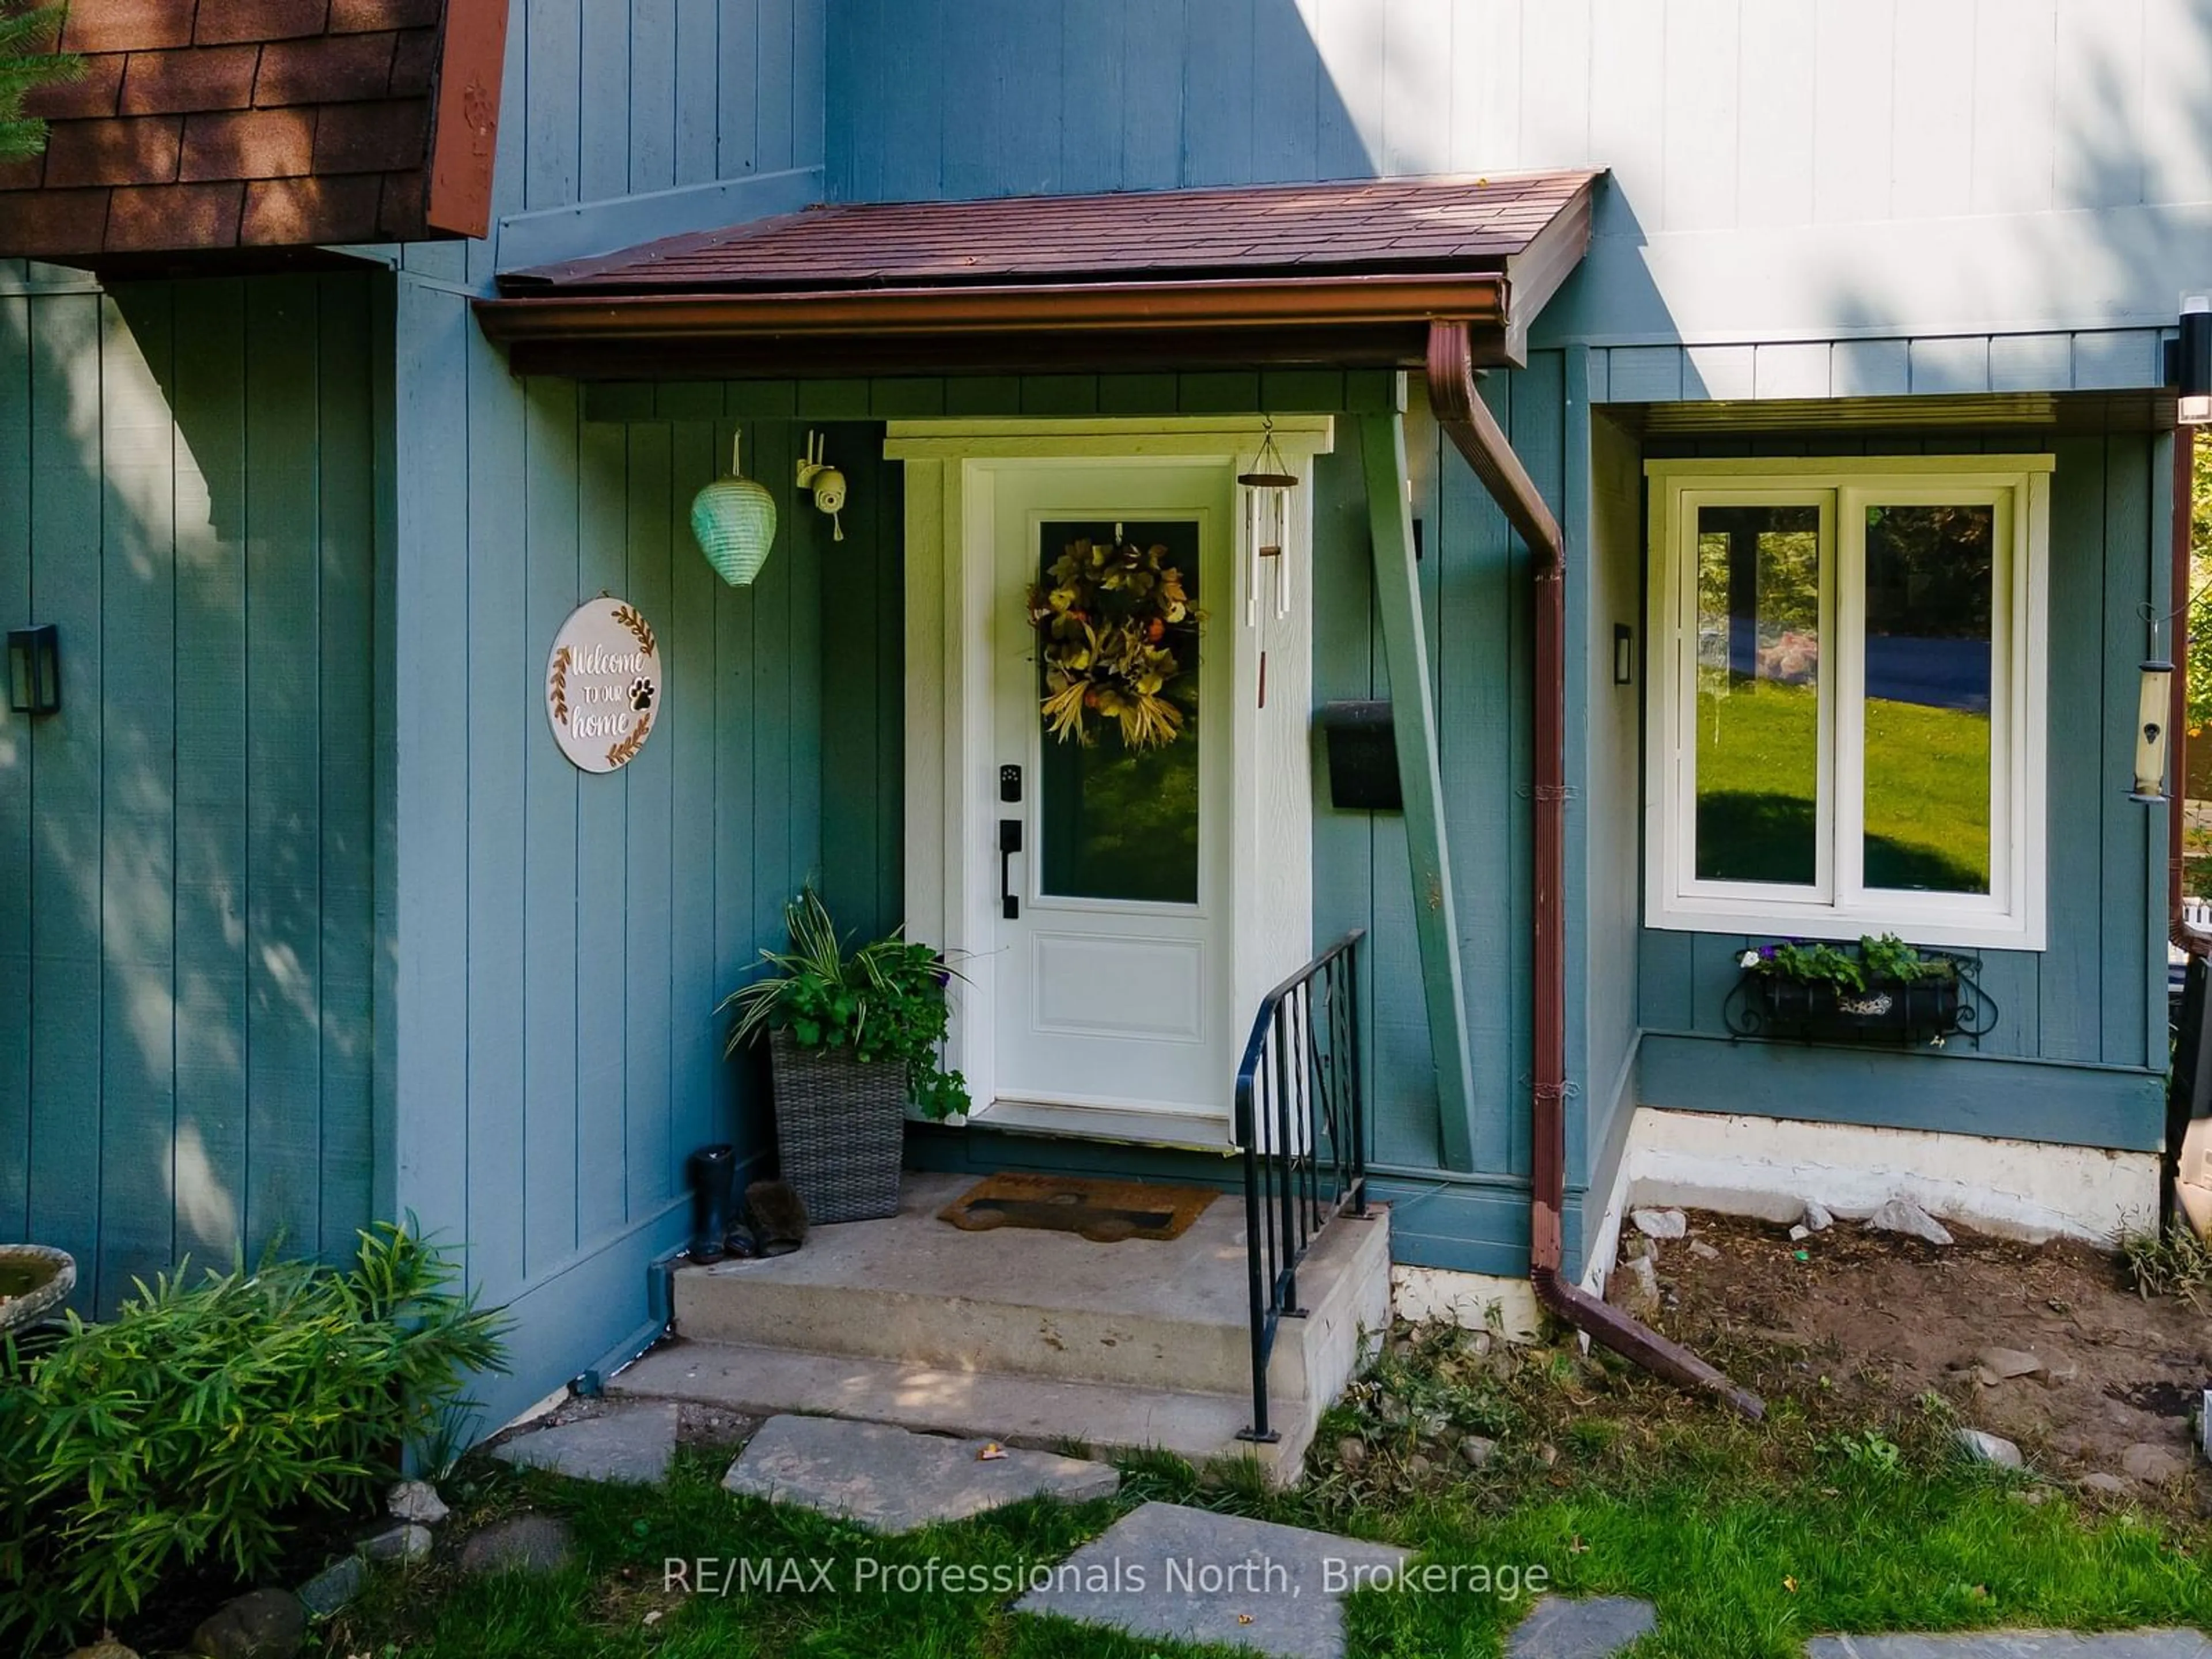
[0,1224,507,1649]
[720,888,971,1121]
[2119,1220,2212,1309]
[0,2,82,162]
[1738,933,1956,990]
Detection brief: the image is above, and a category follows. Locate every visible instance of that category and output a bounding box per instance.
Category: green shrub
[0,1224,506,1649]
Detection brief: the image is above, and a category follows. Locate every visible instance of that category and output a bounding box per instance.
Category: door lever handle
[998,819,1022,919]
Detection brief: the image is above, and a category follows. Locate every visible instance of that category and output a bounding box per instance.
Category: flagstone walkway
[493,1401,2212,1659]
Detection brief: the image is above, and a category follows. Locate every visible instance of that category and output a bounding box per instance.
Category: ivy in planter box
[1726,933,1994,1045]
[719,889,971,1120]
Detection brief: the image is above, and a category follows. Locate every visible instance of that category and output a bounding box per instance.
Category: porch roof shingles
[481,170,1602,378]
[506,171,1602,295]
[0,0,505,257]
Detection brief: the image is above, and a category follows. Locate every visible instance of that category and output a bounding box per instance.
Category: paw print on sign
[630,678,655,714]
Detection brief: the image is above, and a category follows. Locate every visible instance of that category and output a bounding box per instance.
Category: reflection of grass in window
[1692,684,1989,893]
[1863,697,1990,893]
[1695,679,1819,883]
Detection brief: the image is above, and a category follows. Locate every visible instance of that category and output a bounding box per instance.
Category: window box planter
[1724,936,1996,1046]
[1746,974,1963,1041]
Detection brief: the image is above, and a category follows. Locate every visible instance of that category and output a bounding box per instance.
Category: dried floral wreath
[1027,534,1202,749]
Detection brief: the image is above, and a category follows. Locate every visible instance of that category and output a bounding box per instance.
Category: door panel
[990,465,1233,1119]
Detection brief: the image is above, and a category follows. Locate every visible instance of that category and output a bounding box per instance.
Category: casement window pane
[1692,504,1823,885]
[1861,504,1995,895]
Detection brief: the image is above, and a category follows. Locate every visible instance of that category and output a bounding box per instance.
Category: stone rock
[387,1478,450,1525]
[2077,1472,2133,1496]
[2122,1441,2188,1484]
[1952,1428,2024,1468]
[1616,1254,1661,1317]
[1336,1436,1368,1471]
[1630,1208,1687,1240]
[1015,1500,1408,1659]
[1800,1199,1835,1232]
[64,1645,139,1659]
[191,1588,308,1659]
[1460,1434,1499,1469]
[459,1513,578,1576]
[1505,1594,1658,1658]
[1407,1453,1434,1479]
[1975,1346,2047,1381]
[1688,1239,1721,1260]
[296,1554,365,1618]
[723,1414,1120,1533]
[1867,1198,1953,1245]
[359,1522,432,1563]
[1808,1634,2212,1657]
[493,1402,679,1486]
[1789,1225,1811,1243]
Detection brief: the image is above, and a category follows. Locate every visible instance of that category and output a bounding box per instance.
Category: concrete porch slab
[671,1171,1390,1405]
[721,1412,1120,1531]
[1015,1499,1408,1659]
[609,1338,1289,1474]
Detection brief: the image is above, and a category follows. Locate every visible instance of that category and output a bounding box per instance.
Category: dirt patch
[1646,1211,2211,1493]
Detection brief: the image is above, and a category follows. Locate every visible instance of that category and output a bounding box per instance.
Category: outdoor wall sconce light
[794,430,847,543]
[2131,657,2175,802]
[1238,418,1299,627]
[2179,294,2212,425]
[6,624,58,715]
[1613,623,1635,685]
[691,431,778,586]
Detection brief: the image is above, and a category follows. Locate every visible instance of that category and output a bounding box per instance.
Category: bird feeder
[2132,657,2175,802]
[691,432,778,586]
[1238,419,1299,627]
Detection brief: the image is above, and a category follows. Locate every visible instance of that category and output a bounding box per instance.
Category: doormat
[938,1173,1218,1243]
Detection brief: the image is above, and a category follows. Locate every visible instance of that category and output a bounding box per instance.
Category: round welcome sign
[546,596,661,772]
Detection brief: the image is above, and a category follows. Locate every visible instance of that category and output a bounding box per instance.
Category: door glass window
[1036,519,1201,904]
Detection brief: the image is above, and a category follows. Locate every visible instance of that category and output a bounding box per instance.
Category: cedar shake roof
[0,0,509,261]
[503,171,1604,294]
[478,170,1603,380]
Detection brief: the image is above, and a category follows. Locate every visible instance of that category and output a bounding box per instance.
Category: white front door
[987,464,1234,1126]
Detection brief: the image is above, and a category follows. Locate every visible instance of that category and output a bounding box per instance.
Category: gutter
[1425,320,1764,1421]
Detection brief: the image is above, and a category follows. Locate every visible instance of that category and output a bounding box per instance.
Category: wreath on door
[1027,534,1202,749]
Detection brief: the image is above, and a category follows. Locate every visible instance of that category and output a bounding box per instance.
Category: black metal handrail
[1234,928,1368,1444]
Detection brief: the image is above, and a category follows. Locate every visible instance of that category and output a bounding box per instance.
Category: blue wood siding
[825,1,2212,356]
[385,325,907,1426]
[1627,427,2169,1158]
[0,271,386,1312]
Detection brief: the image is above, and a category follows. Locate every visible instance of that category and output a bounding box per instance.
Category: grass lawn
[317,1324,2212,1659]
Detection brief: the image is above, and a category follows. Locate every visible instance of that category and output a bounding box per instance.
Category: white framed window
[1644,456,2053,951]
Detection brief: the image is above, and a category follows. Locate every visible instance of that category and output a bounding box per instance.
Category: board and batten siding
[0,266,386,1312]
[1625,426,2171,1160]
[387,294,910,1425]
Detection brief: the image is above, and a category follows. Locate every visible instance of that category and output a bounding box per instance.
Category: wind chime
[1237,418,1300,629]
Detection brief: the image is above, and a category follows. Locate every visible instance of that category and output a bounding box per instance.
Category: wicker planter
[1750,974,1963,1041]
[768,1031,906,1224]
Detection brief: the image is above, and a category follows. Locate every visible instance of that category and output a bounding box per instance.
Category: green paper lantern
[691,432,778,586]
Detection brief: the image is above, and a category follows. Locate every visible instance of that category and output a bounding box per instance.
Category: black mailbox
[1317,700,1401,812]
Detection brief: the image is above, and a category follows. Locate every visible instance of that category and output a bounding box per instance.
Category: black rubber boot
[685,1143,737,1263]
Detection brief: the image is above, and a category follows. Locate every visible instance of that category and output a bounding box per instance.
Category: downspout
[2171,425,2211,957]
[1425,321,1764,1421]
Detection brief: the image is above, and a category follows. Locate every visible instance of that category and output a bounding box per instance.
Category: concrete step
[607,1338,1317,1479]
[669,1172,1390,1405]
